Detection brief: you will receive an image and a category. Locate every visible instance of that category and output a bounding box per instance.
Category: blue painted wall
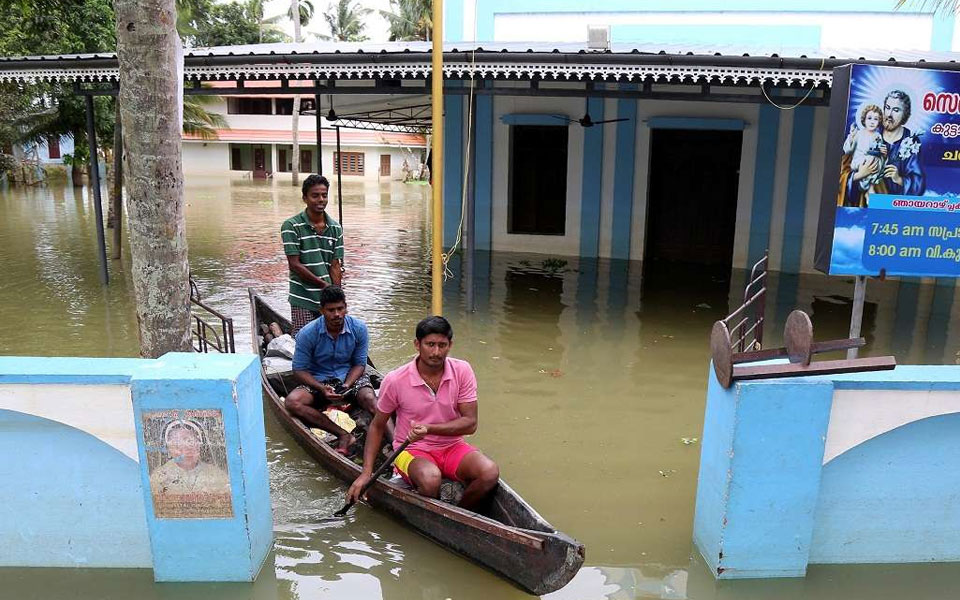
[0,410,152,568]
[474,93,494,251]
[694,363,960,579]
[747,105,780,267]
[444,93,465,248]
[612,24,821,48]
[810,413,960,564]
[0,353,271,582]
[131,352,270,582]
[779,107,814,274]
[579,96,604,257]
[610,98,637,260]
[692,364,740,576]
[694,365,833,578]
[445,0,465,42]
[471,0,951,42]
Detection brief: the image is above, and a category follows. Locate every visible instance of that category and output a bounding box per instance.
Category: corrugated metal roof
[5,41,960,89]
[4,40,960,64]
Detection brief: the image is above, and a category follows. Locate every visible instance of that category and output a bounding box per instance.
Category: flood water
[1,177,959,600]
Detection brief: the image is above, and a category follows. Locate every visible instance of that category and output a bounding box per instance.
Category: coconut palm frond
[380,0,430,41]
[894,0,959,12]
[324,0,372,42]
[182,94,228,140]
[288,0,316,27]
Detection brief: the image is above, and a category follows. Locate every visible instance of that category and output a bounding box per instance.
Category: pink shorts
[393,440,477,483]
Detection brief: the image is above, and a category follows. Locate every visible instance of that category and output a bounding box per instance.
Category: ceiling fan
[551,111,628,128]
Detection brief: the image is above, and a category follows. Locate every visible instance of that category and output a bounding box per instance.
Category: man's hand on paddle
[408,422,429,443]
[346,472,373,503]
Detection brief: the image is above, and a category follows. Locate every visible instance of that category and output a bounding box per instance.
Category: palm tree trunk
[71,127,84,186]
[290,0,302,186]
[291,96,301,184]
[111,102,123,259]
[114,0,192,358]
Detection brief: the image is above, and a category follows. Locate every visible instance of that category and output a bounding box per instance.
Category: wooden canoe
[249,289,585,595]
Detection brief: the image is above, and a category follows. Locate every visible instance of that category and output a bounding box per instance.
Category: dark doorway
[509,125,567,235]
[644,129,742,272]
[253,148,267,178]
[380,154,391,177]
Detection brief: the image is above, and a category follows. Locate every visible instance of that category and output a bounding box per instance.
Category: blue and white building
[3,1,960,279]
[434,1,960,276]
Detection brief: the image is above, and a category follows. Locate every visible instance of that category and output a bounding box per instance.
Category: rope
[761,58,826,111]
[440,47,477,282]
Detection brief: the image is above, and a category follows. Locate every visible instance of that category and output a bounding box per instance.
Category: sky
[263,0,394,43]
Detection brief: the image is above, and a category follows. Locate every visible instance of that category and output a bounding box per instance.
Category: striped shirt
[281,210,344,310]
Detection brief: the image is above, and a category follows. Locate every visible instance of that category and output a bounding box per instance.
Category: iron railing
[189,277,236,353]
[722,251,768,352]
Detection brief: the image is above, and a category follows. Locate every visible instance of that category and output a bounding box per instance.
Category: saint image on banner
[838,89,926,208]
[143,409,233,519]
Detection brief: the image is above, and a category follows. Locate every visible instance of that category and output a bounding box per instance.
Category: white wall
[0,383,137,461]
[182,142,417,180]
[823,389,960,464]
[492,11,937,51]
[182,142,231,175]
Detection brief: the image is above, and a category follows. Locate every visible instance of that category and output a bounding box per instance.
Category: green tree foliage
[0,86,33,175]
[320,0,372,41]
[381,0,430,41]
[188,0,289,47]
[0,0,115,56]
[0,0,117,174]
[1,0,231,168]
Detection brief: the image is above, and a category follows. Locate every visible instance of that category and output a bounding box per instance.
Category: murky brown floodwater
[1,177,959,599]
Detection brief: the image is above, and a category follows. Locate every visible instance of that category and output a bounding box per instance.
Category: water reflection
[1,178,959,600]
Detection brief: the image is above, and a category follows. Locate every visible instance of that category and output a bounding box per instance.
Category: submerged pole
[335,125,343,225]
[430,0,444,315]
[315,94,323,176]
[847,275,867,359]
[84,94,109,285]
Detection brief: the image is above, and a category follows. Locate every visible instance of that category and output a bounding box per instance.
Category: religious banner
[142,409,234,519]
[816,63,960,277]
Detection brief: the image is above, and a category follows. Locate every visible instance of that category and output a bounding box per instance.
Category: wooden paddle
[332,439,411,517]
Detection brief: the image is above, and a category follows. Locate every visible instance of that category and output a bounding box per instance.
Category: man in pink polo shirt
[346,316,500,510]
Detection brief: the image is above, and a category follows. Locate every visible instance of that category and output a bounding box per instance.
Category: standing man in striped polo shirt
[281,174,344,334]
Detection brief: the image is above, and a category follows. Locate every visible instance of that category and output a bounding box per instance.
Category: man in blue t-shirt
[287,286,378,454]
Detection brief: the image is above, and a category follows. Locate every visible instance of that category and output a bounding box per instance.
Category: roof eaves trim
[0,61,833,87]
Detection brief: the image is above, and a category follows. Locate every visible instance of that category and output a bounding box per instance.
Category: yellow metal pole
[430,0,444,316]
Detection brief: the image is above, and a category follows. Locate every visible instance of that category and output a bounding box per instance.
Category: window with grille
[227,98,273,115]
[334,151,365,176]
[274,99,293,115]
